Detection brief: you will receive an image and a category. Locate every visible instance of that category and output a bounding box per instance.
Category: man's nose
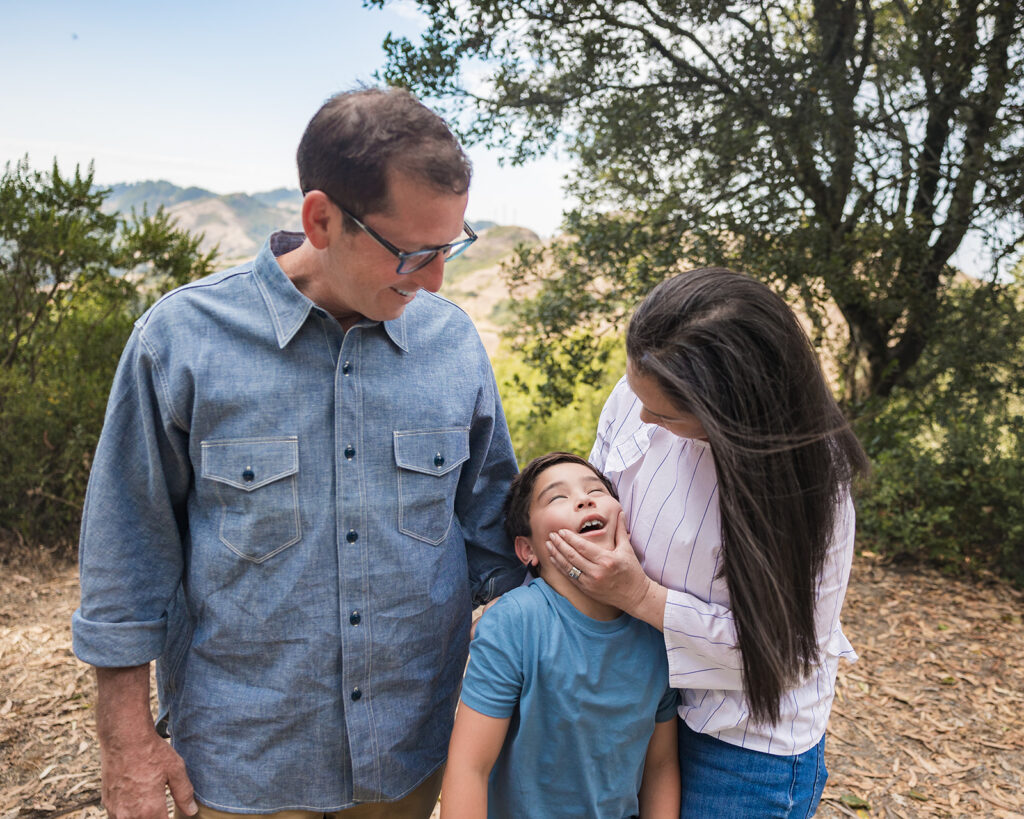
[409,253,445,293]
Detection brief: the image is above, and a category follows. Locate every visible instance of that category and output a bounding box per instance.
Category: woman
[547,268,868,817]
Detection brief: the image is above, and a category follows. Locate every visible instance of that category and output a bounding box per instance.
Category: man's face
[516,462,621,576]
[323,168,469,328]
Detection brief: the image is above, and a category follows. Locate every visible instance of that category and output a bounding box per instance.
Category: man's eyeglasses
[336,203,477,275]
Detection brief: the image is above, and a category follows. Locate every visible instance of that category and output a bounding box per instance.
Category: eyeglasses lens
[396,235,474,275]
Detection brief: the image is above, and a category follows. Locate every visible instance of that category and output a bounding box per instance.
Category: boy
[441,453,680,818]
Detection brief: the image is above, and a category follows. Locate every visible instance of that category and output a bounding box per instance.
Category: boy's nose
[575,497,595,509]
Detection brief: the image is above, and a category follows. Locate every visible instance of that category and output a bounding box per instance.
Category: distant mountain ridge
[101,181,304,263]
[100,181,541,352]
[101,181,510,266]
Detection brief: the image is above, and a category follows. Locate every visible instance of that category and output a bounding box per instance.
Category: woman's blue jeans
[677,720,828,818]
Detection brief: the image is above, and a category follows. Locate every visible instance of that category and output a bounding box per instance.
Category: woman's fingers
[546,529,585,573]
[612,510,633,553]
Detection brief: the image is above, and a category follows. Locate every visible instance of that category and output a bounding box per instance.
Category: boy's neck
[537,570,622,621]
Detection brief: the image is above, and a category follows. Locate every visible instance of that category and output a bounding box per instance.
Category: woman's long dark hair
[627,268,868,725]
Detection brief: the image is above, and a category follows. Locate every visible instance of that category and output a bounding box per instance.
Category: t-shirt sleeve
[656,685,680,722]
[458,595,525,719]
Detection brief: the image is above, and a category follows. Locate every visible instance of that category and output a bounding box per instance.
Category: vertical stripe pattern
[590,377,858,756]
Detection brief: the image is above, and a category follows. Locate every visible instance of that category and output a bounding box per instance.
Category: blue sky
[0,0,570,235]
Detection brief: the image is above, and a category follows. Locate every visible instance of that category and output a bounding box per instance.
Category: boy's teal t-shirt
[459,578,678,819]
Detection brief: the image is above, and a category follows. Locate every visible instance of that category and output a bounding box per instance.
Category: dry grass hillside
[440,225,540,355]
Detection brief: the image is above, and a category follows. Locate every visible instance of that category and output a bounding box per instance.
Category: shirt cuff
[472,564,528,606]
[71,608,167,667]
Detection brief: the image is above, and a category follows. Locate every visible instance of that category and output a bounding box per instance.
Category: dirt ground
[1,551,1022,819]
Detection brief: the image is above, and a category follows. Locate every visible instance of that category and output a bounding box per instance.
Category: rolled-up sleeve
[72,324,192,667]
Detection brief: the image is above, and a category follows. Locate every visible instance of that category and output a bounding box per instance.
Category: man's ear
[514,535,538,568]
[301,191,336,250]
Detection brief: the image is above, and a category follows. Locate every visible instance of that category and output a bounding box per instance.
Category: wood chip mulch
[1,552,1022,819]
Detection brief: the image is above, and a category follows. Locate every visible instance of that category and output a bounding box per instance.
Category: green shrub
[856,278,1024,583]
[0,301,134,549]
[495,335,626,466]
[0,159,214,559]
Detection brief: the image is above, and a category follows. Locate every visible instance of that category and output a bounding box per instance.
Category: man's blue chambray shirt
[72,231,525,813]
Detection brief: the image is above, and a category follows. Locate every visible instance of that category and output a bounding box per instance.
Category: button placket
[336,335,369,725]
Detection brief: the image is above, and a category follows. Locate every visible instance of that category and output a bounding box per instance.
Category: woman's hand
[546,511,667,629]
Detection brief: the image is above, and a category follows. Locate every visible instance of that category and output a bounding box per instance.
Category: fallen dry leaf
[1,551,1022,819]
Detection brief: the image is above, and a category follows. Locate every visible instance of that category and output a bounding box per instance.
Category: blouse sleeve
[663,492,857,691]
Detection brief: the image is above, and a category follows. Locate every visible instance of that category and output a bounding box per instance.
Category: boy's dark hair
[296,86,472,226]
[505,453,618,577]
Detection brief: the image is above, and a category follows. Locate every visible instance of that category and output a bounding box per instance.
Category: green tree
[855,276,1024,581]
[372,0,1024,407]
[0,158,216,555]
[493,336,625,465]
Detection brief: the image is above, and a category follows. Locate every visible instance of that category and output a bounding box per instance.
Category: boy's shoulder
[487,578,549,615]
[477,579,557,634]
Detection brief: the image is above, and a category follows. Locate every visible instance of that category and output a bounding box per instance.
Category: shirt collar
[252,231,411,353]
[340,308,411,353]
[381,313,410,352]
[252,232,315,349]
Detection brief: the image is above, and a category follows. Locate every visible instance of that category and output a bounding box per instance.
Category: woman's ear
[514,535,539,568]
[301,191,336,250]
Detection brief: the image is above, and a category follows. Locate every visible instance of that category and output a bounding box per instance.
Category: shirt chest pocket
[201,436,301,563]
[394,428,470,545]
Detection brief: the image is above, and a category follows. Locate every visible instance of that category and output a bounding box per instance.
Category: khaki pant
[175,767,443,819]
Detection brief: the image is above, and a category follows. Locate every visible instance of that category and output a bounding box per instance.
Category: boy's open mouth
[579,518,605,534]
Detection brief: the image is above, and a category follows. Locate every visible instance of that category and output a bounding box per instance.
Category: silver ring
[567,565,582,580]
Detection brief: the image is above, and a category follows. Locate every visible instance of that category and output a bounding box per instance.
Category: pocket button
[242,467,255,483]
[433,453,445,468]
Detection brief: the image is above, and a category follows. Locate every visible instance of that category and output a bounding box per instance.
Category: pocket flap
[201,437,299,491]
[394,428,469,477]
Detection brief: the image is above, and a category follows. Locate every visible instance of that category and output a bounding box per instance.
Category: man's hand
[95,666,198,819]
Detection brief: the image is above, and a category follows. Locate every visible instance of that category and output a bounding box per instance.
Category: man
[72,88,524,819]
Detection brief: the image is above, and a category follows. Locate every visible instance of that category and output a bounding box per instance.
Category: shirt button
[434,453,445,468]
[242,467,255,483]
[346,530,358,544]
[351,687,362,701]
[349,611,361,626]
[342,361,351,375]
[344,445,355,460]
